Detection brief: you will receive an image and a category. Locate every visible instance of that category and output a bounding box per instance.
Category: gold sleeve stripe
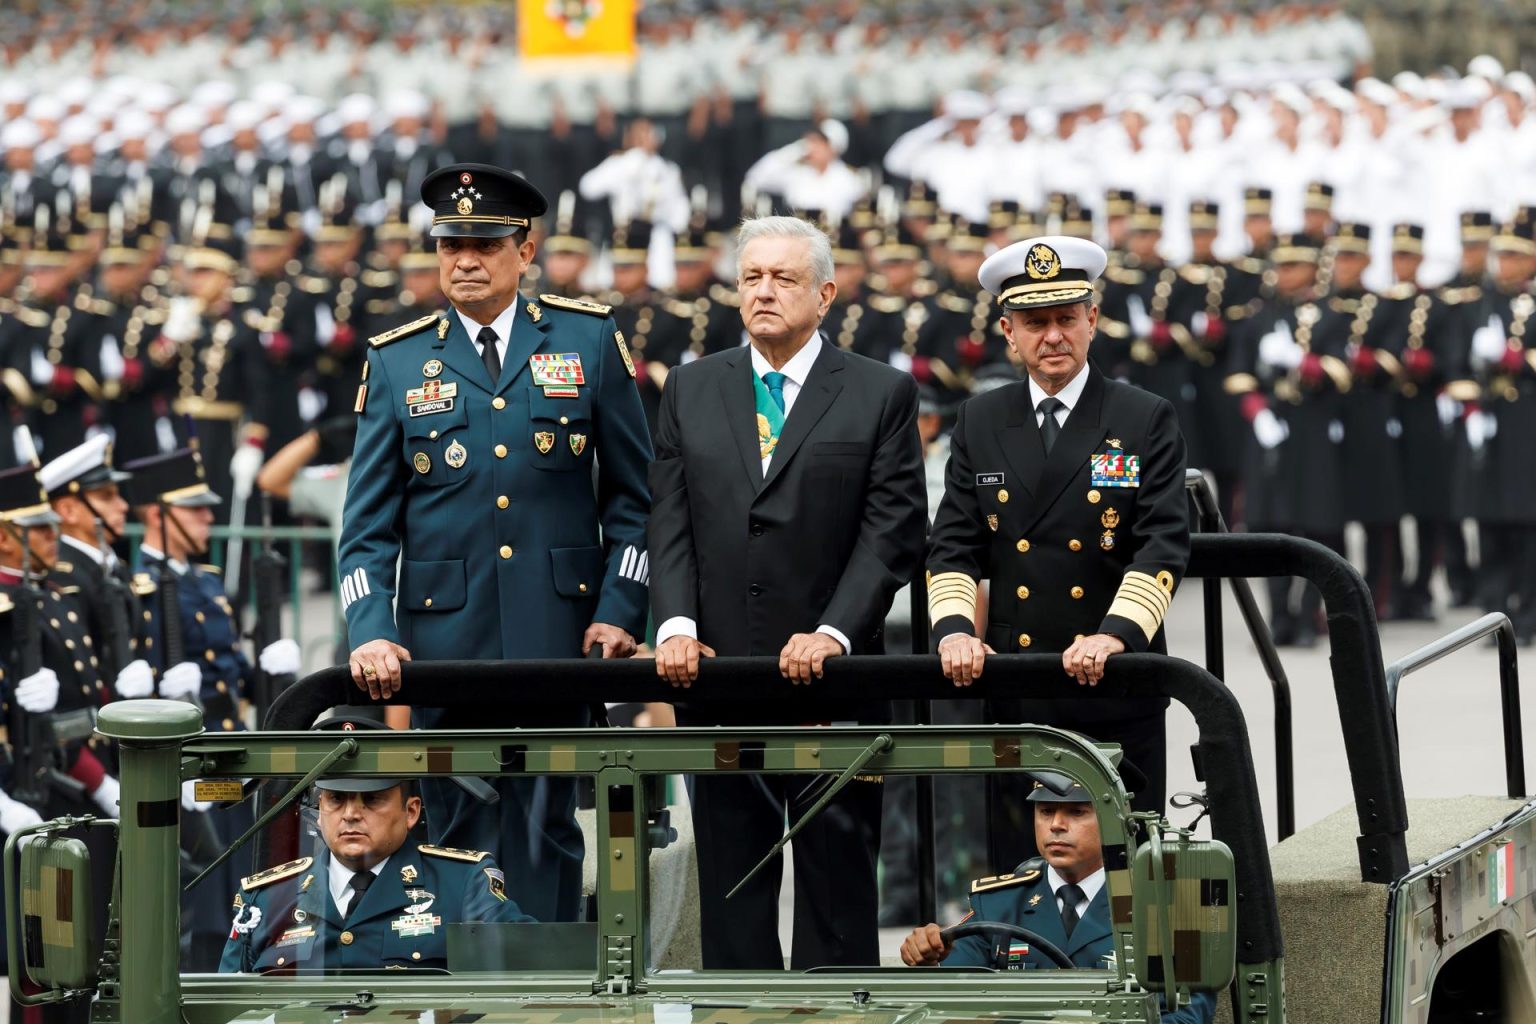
[1223,373,1259,395]
[1107,571,1172,642]
[928,571,979,627]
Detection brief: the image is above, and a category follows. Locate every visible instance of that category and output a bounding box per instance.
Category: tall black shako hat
[421,163,548,239]
[121,448,222,508]
[0,463,61,528]
[978,235,1108,311]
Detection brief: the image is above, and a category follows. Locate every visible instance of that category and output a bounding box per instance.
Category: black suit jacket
[928,363,1189,666]
[649,337,927,663]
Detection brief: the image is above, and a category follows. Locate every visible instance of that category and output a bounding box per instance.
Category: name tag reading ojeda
[976,473,1005,486]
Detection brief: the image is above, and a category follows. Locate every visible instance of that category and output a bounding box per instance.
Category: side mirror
[17,834,97,990]
[1131,831,1237,994]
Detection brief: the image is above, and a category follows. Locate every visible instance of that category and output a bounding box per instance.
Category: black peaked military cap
[121,448,223,508]
[0,463,61,528]
[312,709,403,793]
[421,163,549,239]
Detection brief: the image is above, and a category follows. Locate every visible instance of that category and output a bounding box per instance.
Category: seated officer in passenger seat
[219,714,533,973]
[899,771,1214,1024]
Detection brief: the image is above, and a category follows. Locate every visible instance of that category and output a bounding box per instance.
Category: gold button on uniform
[1016,586,1029,600]
[497,495,509,509]
[1070,586,1084,599]
[276,957,285,966]
[1017,633,1032,648]
[997,489,1009,503]
[495,444,508,458]
[578,583,588,593]
[411,951,421,961]
[492,396,506,410]
[429,430,439,440]
[340,931,354,945]
[559,415,569,425]
[1016,539,1030,553]
[1087,489,1101,504]
[423,598,433,608]
[1069,539,1082,551]
[499,545,513,559]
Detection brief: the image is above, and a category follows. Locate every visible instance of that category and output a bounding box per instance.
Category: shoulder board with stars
[540,294,613,317]
[420,844,491,863]
[370,313,442,348]
[970,866,1043,893]
[241,856,314,892]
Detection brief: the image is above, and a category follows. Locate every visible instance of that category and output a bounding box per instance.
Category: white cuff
[654,616,698,646]
[816,624,851,655]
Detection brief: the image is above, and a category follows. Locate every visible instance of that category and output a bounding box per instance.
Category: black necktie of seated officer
[479,325,501,385]
[347,870,374,919]
[1058,881,1085,939]
[1037,396,1065,455]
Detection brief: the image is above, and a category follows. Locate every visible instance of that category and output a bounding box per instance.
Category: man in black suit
[926,235,1189,870]
[648,215,926,968]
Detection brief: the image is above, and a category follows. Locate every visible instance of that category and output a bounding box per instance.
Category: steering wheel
[939,920,1076,970]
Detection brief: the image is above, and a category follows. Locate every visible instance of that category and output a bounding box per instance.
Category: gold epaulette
[1105,266,1146,286]
[1232,257,1269,274]
[971,866,1043,893]
[55,585,80,596]
[299,276,332,295]
[1178,265,1214,285]
[661,297,698,318]
[911,279,939,297]
[937,292,975,313]
[1097,316,1130,339]
[196,563,222,576]
[370,313,441,348]
[709,283,741,306]
[13,307,51,328]
[869,294,907,313]
[230,285,256,304]
[539,294,613,317]
[131,572,157,596]
[420,844,490,863]
[241,856,314,892]
[75,296,116,316]
[361,269,397,289]
[52,561,73,575]
[1380,283,1418,301]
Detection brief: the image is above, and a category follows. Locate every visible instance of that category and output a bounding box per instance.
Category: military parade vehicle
[4,517,1534,1023]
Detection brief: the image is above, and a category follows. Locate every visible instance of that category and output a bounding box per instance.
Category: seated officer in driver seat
[220,714,534,973]
[900,772,1214,1024]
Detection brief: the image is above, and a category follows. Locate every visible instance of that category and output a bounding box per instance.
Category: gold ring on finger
[363,664,378,678]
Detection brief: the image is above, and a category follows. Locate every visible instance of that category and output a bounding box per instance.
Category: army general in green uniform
[219,717,532,974]
[336,164,653,921]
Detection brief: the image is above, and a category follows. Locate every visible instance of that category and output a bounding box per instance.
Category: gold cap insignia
[534,431,555,455]
[413,451,431,474]
[569,432,588,457]
[423,359,443,378]
[456,196,474,216]
[445,439,467,468]
[1026,243,1061,280]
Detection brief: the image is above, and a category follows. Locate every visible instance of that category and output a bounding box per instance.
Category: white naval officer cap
[39,434,130,500]
[943,89,991,121]
[978,235,1107,311]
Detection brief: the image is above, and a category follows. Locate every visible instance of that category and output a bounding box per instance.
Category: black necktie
[478,326,501,384]
[1058,882,1085,938]
[1037,396,1065,455]
[346,870,374,918]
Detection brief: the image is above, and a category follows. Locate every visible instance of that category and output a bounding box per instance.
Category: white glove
[1471,315,1507,365]
[1126,293,1154,337]
[1253,408,1289,449]
[1467,410,1496,451]
[159,661,203,702]
[114,659,156,699]
[1258,321,1304,371]
[1436,393,1460,427]
[1191,311,1210,337]
[91,775,120,817]
[181,779,212,813]
[258,638,301,676]
[99,334,126,381]
[0,790,43,835]
[14,668,59,713]
[162,297,203,344]
[230,444,263,500]
[30,346,53,386]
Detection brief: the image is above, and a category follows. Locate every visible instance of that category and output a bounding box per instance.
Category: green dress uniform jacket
[218,835,533,973]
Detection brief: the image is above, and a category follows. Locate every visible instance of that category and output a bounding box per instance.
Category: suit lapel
[1020,368,1108,537]
[716,347,766,493]
[996,382,1046,500]
[497,297,552,394]
[1063,887,1112,962]
[436,309,495,393]
[760,340,844,493]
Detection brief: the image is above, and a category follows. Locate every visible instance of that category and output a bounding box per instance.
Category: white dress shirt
[1047,864,1106,919]
[328,854,389,918]
[1027,362,1091,429]
[456,303,517,366]
[61,533,116,570]
[137,544,188,575]
[655,333,851,654]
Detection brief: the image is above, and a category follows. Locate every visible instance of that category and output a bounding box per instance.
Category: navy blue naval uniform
[138,551,252,734]
[219,834,532,973]
[946,861,1215,1023]
[337,297,652,922]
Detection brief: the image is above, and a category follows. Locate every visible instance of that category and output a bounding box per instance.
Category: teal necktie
[762,371,787,414]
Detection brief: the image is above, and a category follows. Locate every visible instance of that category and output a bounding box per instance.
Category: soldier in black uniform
[1226,235,1349,646]
[821,221,882,358]
[651,224,738,367]
[605,220,666,426]
[238,184,316,455]
[357,226,445,340]
[863,223,930,369]
[94,203,173,465]
[539,191,594,301]
[915,217,1004,405]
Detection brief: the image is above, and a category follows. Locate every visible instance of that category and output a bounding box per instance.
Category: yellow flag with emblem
[518,0,636,59]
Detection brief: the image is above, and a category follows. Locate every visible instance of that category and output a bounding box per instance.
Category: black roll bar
[1183,470,1297,840]
[268,653,1285,965]
[1386,612,1527,799]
